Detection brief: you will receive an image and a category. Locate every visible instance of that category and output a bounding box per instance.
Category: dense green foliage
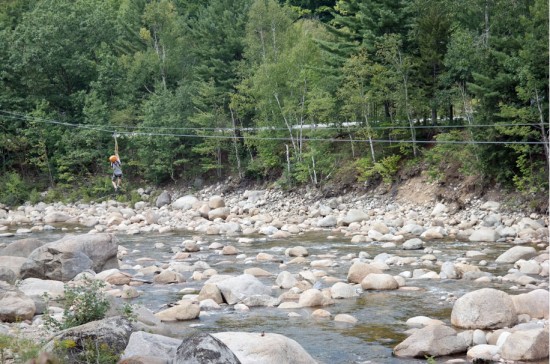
[0,0,547,205]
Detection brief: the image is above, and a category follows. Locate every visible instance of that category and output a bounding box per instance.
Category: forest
[0,0,548,207]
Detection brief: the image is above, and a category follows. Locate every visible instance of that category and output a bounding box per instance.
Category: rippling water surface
[30,229,530,364]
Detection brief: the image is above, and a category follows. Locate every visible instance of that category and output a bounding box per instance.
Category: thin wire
[111,130,546,145]
[0,109,546,145]
[0,109,543,132]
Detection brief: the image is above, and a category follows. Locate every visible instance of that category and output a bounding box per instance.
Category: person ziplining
[109,135,123,192]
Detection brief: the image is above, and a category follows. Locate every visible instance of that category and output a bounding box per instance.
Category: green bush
[51,337,119,364]
[28,188,42,205]
[43,188,67,204]
[43,278,110,331]
[423,131,481,181]
[356,154,401,184]
[0,172,30,207]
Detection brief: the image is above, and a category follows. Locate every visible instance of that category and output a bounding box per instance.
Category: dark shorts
[112,173,122,181]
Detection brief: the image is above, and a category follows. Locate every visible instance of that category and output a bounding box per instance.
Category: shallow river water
[30,229,532,364]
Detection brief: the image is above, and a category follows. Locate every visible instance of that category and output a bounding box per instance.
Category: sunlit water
[16,229,536,364]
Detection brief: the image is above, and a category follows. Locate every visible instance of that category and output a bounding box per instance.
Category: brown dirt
[162,165,547,214]
[394,174,438,205]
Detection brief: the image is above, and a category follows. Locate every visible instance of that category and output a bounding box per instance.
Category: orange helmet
[109,155,118,163]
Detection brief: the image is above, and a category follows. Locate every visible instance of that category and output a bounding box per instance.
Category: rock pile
[0,183,548,362]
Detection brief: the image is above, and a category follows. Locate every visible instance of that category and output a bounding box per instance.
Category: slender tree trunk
[349,133,355,158]
[152,30,167,90]
[259,29,266,61]
[403,79,417,157]
[298,79,307,158]
[285,144,291,178]
[363,111,376,163]
[274,93,299,159]
[459,82,481,165]
[396,49,417,157]
[230,107,243,179]
[310,155,317,185]
[534,88,550,164]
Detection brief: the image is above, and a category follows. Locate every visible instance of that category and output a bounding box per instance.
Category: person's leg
[112,175,118,190]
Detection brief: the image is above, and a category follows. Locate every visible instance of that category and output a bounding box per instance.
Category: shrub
[423,131,481,181]
[43,278,110,331]
[0,172,30,207]
[53,338,119,364]
[356,154,401,184]
[28,188,42,205]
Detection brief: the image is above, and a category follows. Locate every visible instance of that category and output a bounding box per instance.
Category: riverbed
[80,228,530,364]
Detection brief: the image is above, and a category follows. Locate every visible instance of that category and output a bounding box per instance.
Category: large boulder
[213,332,317,364]
[153,270,185,284]
[393,325,469,358]
[451,288,517,329]
[285,246,309,257]
[208,196,226,209]
[172,195,198,210]
[121,331,181,363]
[18,277,64,314]
[208,207,230,221]
[44,212,72,224]
[198,283,224,304]
[174,332,241,364]
[0,256,27,279]
[500,327,549,361]
[18,278,65,300]
[156,191,171,208]
[298,288,332,307]
[154,300,200,322]
[0,238,45,257]
[495,246,538,264]
[43,316,133,361]
[276,271,297,289]
[317,215,337,228]
[466,344,500,362]
[0,282,36,322]
[360,273,399,290]
[347,262,383,284]
[402,238,424,250]
[468,227,500,242]
[511,289,549,319]
[214,274,272,305]
[20,233,119,281]
[330,282,359,299]
[341,209,369,225]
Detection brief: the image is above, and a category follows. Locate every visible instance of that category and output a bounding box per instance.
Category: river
[31,229,530,363]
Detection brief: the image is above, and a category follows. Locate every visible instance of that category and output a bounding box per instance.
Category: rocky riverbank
[0,180,548,363]
[0,178,548,245]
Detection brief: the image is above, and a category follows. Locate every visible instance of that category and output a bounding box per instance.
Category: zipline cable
[0,109,547,145]
[0,109,543,132]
